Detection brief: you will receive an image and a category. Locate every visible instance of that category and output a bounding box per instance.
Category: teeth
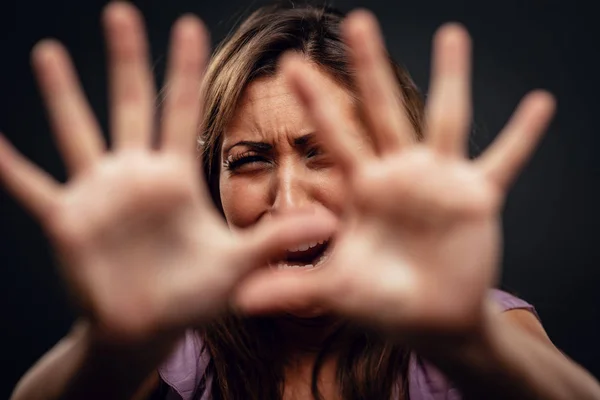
[287,240,322,253]
[278,263,314,269]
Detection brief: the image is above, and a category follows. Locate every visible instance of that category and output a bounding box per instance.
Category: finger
[343,10,415,153]
[103,2,155,150]
[280,54,365,175]
[233,267,330,315]
[0,134,61,220]
[31,41,105,175]
[425,23,472,157]
[476,91,556,190]
[238,210,338,274]
[160,15,209,155]
[158,211,337,328]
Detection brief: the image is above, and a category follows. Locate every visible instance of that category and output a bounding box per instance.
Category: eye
[306,146,322,158]
[224,151,270,172]
[305,145,335,169]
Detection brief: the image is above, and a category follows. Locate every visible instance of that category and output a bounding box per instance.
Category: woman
[5,2,600,400]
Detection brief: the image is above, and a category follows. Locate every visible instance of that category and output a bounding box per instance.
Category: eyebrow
[223,141,272,156]
[293,132,316,146]
[224,133,317,154]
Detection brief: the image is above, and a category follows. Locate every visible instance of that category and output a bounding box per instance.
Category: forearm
[11,320,177,400]
[426,307,600,400]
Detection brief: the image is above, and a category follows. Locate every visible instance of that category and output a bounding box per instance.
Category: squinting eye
[225,153,270,172]
[306,146,335,169]
[306,146,322,158]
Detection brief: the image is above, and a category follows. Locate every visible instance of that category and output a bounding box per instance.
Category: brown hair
[197,3,425,399]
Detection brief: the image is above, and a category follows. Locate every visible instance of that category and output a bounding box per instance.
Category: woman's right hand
[0,3,332,343]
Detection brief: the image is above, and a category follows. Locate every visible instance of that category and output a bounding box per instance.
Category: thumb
[236,211,337,273]
[229,211,337,316]
[233,267,330,316]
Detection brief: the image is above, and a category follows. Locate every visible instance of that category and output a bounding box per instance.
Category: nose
[270,162,313,214]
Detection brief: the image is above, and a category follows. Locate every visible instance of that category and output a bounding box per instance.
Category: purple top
[158,289,538,400]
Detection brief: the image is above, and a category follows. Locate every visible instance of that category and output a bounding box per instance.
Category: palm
[323,149,501,333]
[0,5,329,342]
[50,152,229,337]
[235,13,555,344]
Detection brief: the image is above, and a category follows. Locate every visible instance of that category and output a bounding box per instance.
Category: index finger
[342,10,416,154]
[280,53,369,176]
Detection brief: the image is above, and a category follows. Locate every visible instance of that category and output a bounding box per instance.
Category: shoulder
[491,289,556,346]
[157,330,211,400]
[488,288,539,318]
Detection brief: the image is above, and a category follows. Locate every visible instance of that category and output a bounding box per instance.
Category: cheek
[220,174,269,228]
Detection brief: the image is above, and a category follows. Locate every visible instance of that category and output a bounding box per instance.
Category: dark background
[0,0,598,397]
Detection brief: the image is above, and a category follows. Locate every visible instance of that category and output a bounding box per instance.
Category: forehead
[223,66,356,145]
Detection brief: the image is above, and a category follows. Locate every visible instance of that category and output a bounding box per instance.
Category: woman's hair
[197,2,425,399]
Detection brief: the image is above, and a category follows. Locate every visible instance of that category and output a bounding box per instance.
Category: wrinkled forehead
[222,68,359,147]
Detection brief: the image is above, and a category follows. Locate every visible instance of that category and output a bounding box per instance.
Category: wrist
[86,322,183,374]
[426,299,500,364]
[399,298,496,365]
[416,301,542,400]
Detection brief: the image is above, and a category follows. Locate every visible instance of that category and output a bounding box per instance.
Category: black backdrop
[1,0,598,397]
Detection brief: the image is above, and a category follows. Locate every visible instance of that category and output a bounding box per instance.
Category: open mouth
[271,238,332,270]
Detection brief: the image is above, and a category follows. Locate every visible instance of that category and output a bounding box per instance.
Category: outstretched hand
[234,12,555,346]
[0,3,333,342]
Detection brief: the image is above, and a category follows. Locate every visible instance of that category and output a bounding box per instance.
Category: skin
[4,2,600,400]
[217,55,558,399]
[219,68,351,320]
[219,70,360,397]
[220,70,352,231]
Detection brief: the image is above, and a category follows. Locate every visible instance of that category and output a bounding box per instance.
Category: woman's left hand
[234,11,555,348]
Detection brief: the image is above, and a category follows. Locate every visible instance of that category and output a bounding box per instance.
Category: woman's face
[219,66,367,269]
